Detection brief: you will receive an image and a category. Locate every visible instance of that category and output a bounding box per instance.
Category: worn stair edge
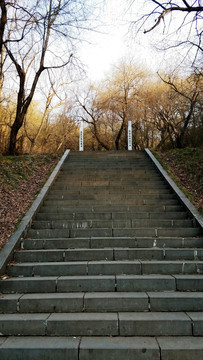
[145,148,203,230]
[1,336,203,360]
[0,149,70,275]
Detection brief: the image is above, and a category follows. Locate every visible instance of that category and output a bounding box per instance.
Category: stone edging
[145,148,203,230]
[0,149,70,275]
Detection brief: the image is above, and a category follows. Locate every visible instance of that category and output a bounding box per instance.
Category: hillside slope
[0,154,59,250]
[154,148,203,215]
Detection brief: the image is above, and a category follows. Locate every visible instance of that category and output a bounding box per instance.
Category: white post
[79,122,84,151]
[128,120,132,151]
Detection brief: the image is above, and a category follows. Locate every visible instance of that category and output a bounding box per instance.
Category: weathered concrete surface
[0,150,203,357]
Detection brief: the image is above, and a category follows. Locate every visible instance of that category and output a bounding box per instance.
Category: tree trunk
[8,113,24,155]
[115,120,125,150]
[0,1,7,54]
[94,129,109,150]
[176,100,197,148]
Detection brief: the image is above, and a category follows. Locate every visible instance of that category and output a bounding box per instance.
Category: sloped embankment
[0,154,60,250]
[154,148,203,215]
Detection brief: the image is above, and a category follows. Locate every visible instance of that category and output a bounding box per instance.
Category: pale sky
[78,0,197,82]
[78,0,170,81]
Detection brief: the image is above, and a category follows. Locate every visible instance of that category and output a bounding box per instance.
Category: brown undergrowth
[0,154,60,250]
[154,148,203,216]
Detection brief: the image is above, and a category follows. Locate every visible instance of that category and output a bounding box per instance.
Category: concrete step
[55,180,166,187]
[55,177,163,184]
[49,188,172,195]
[1,291,203,314]
[0,292,148,313]
[43,199,179,206]
[1,275,203,293]
[27,227,201,239]
[53,184,170,191]
[21,237,203,250]
[46,193,176,201]
[0,275,115,293]
[6,260,203,276]
[55,174,164,180]
[1,336,203,360]
[148,292,203,311]
[31,219,194,230]
[65,162,151,165]
[13,248,203,263]
[55,178,163,184]
[57,172,161,179]
[0,311,200,336]
[61,161,155,166]
[61,162,156,166]
[40,204,184,213]
[117,274,203,292]
[14,249,115,262]
[61,163,156,169]
[35,211,189,221]
[0,337,80,360]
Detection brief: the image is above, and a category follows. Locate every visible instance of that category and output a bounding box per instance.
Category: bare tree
[75,62,147,150]
[24,76,70,153]
[158,70,201,147]
[101,62,146,149]
[76,88,110,150]
[1,0,96,154]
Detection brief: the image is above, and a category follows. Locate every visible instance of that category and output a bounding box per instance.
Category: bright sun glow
[78,0,198,82]
[78,0,169,81]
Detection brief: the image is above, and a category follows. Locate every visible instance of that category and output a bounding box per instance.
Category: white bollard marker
[128,120,132,151]
[79,122,84,151]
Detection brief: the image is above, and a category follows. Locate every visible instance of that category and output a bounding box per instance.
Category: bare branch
[144,4,203,34]
[129,0,203,66]
[144,8,172,33]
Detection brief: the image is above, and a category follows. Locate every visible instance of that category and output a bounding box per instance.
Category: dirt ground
[0,155,59,250]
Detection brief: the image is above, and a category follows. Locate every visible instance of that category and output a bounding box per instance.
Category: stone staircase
[0,150,203,359]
